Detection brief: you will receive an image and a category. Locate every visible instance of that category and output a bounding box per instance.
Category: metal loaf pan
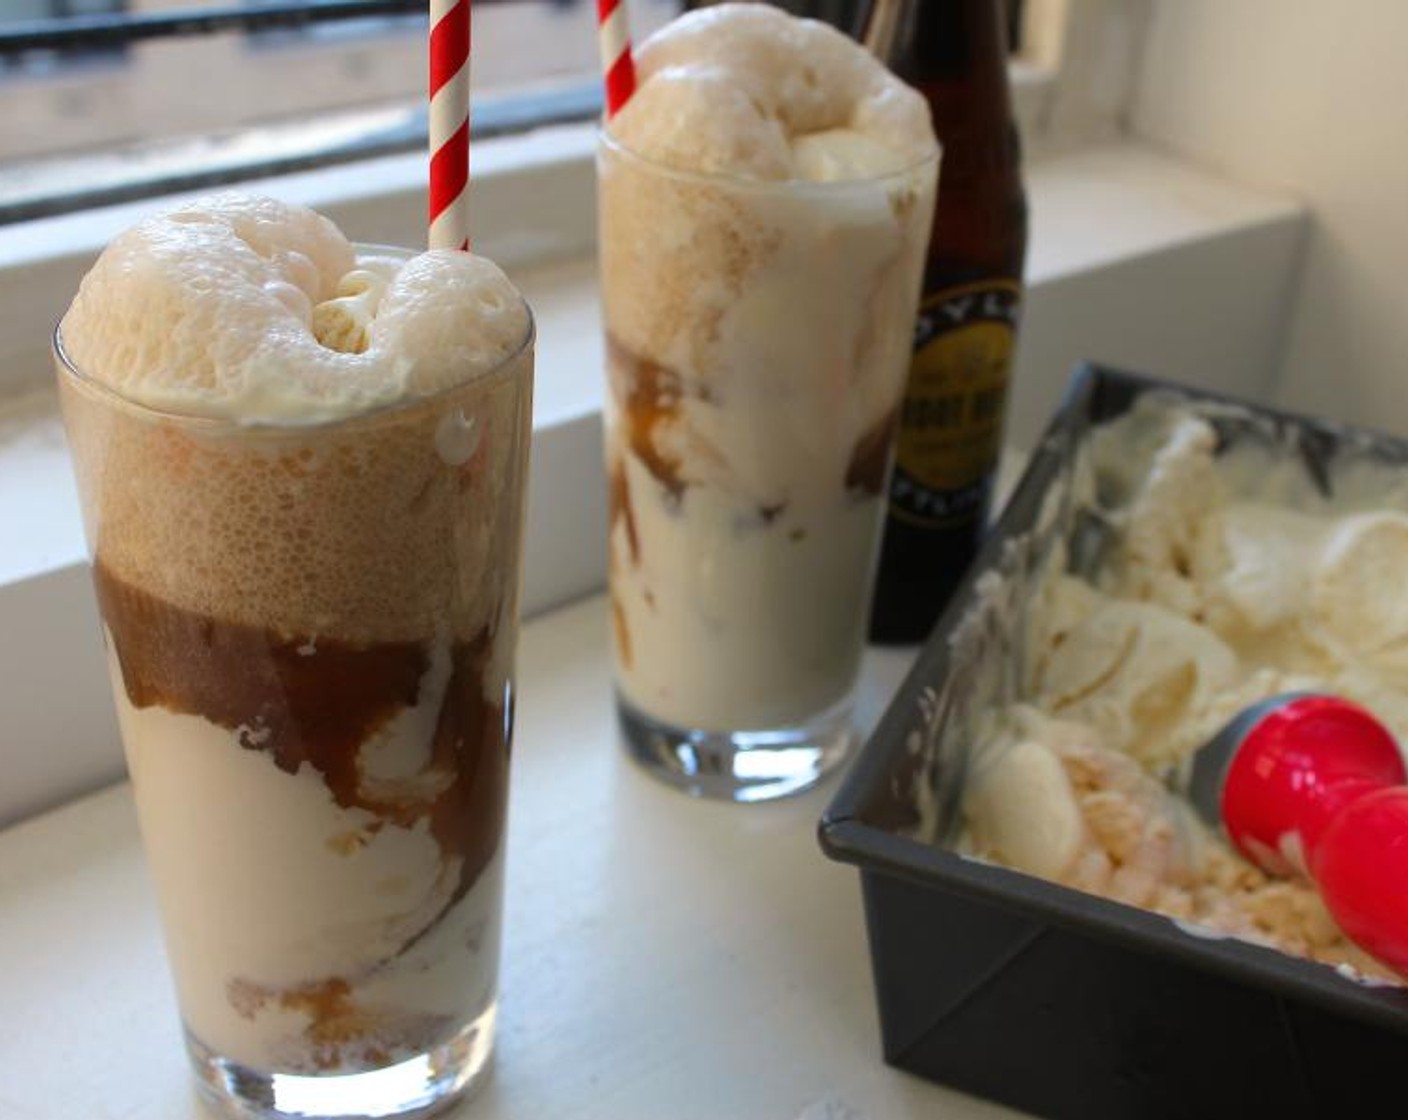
[820,363,1408,1120]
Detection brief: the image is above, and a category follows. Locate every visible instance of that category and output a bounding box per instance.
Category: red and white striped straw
[428,0,471,250]
[596,0,636,120]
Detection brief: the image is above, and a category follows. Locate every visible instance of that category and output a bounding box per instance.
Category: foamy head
[608,2,937,181]
[57,194,534,643]
[59,193,530,423]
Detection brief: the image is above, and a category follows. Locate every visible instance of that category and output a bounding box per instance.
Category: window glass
[0,0,679,219]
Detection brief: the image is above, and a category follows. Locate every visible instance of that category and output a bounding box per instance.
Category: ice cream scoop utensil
[1188,693,1408,977]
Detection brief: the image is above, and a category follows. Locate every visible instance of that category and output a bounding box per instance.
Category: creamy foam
[609,2,937,181]
[60,194,530,423]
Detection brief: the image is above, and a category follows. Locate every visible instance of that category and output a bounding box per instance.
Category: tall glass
[597,134,938,802]
[54,261,533,1120]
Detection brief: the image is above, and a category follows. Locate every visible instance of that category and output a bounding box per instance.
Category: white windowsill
[0,124,1307,829]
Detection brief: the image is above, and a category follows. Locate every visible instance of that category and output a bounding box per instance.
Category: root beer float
[597,3,939,797]
[56,194,532,1109]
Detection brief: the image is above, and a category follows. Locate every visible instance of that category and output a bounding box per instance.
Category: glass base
[617,695,856,803]
[187,1003,495,1120]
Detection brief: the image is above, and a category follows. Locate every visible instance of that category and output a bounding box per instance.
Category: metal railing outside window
[0,0,130,73]
[0,0,682,223]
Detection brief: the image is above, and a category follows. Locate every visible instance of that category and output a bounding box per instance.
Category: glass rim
[53,242,536,435]
[596,125,940,195]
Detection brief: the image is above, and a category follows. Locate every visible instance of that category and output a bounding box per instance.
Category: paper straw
[428,0,471,250]
[596,0,636,120]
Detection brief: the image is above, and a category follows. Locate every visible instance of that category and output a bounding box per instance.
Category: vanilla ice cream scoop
[966,736,1085,880]
[1203,503,1327,635]
[60,194,529,423]
[1312,512,1408,670]
[1037,599,1240,768]
[311,265,394,354]
[608,2,937,182]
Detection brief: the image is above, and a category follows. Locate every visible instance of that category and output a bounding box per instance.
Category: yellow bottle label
[889,279,1021,528]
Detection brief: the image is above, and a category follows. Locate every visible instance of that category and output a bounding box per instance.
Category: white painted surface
[1009,143,1304,449]
[0,594,1027,1120]
[1131,0,1408,436]
[1017,0,1154,159]
[0,562,117,836]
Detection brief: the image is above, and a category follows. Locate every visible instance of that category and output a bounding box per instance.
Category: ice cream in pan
[961,394,1408,983]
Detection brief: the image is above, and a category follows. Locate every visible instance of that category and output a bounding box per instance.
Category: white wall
[1131,0,1408,435]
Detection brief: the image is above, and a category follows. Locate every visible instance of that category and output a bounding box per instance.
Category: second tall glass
[597,132,938,802]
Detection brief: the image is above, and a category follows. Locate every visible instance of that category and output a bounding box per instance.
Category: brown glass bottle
[865,0,1029,644]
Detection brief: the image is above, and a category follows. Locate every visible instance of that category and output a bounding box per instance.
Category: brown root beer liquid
[864,0,1029,644]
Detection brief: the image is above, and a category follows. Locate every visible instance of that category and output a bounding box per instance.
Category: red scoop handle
[1221,695,1408,976]
[1311,788,1408,977]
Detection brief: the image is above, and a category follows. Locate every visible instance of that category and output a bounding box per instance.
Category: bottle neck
[863,0,1015,120]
